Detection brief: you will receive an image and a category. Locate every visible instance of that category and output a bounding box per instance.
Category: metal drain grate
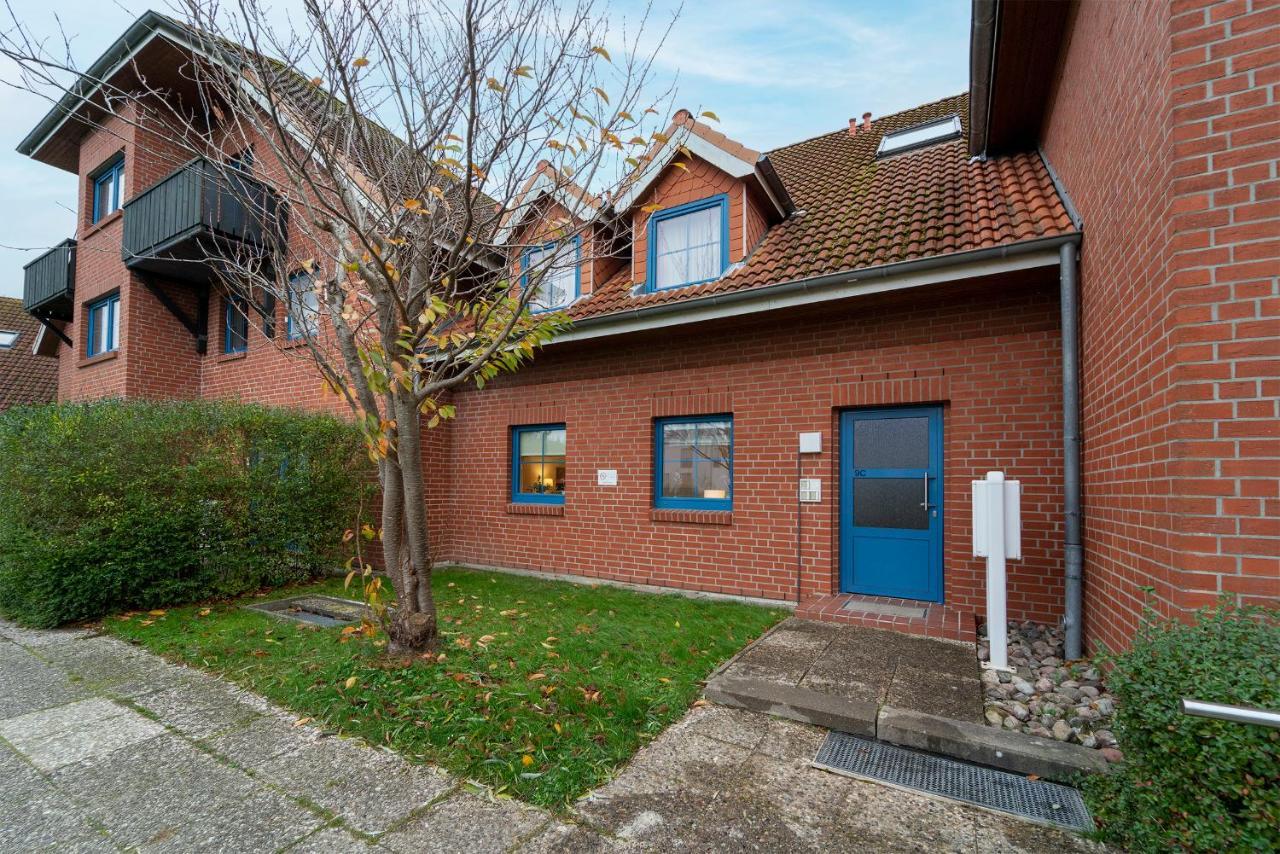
[814,731,1093,831]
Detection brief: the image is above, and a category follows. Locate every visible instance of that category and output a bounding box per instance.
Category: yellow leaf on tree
[591,45,612,62]
[403,199,423,211]
[352,57,370,68]
[700,110,721,122]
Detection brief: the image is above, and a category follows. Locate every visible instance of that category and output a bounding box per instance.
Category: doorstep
[704,618,1107,782]
[796,593,977,643]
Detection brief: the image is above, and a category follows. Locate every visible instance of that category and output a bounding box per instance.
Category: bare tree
[1,0,677,652]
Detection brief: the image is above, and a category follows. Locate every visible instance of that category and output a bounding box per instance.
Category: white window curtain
[654,205,721,290]
[526,242,576,310]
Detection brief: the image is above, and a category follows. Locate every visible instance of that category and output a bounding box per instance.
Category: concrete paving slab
[254,737,455,834]
[283,826,388,852]
[0,639,92,720]
[379,789,547,854]
[136,788,326,853]
[48,735,261,846]
[517,820,628,853]
[676,703,771,751]
[201,713,322,769]
[12,707,167,772]
[0,742,112,852]
[0,696,130,744]
[886,662,983,721]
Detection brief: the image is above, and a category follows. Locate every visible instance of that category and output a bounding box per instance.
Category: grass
[106,567,786,808]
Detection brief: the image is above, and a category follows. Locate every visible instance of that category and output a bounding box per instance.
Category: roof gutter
[554,232,1081,343]
[968,0,1000,158]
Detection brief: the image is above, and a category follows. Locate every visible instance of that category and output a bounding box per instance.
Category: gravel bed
[978,620,1123,763]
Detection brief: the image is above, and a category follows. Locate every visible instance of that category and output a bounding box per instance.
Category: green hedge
[0,399,373,627]
[1083,600,1279,851]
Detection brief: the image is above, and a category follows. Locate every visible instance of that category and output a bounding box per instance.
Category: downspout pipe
[1060,240,1083,660]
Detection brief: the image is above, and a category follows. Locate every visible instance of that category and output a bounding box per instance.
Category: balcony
[121,157,287,284]
[22,239,76,320]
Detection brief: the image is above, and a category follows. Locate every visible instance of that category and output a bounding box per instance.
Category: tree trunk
[381,392,437,654]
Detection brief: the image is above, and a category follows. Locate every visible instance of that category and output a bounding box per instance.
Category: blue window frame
[511,424,566,504]
[224,295,249,353]
[286,272,320,340]
[654,415,733,510]
[85,293,120,357]
[520,236,581,311]
[645,194,729,292]
[91,155,125,224]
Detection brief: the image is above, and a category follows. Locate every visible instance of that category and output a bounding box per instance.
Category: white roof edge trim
[491,170,602,246]
[613,125,757,211]
[547,249,1060,346]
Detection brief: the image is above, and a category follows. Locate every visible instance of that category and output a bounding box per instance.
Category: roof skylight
[0,331,17,349]
[877,115,962,157]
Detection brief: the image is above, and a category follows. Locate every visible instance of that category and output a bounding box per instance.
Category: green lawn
[107,567,786,807]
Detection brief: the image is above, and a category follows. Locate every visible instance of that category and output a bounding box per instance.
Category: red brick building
[18,3,1278,652]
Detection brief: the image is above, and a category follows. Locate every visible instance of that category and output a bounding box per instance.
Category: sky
[0,0,969,298]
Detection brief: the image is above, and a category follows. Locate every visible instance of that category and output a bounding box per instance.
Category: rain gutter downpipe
[1060,239,1084,661]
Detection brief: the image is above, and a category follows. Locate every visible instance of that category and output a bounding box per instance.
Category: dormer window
[521,237,580,311]
[648,195,728,291]
[877,115,962,157]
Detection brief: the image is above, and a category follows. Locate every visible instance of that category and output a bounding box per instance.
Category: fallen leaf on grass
[521,754,534,767]
[527,672,546,681]
[197,609,212,617]
[139,619,154,626]
[148,610,166,616]
[344,676,359,689]
[293,717,313,727]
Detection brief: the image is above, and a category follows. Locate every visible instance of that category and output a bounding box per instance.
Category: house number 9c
[854,469,867,476]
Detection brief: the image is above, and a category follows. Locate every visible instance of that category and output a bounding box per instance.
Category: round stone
[985,708,1005,726]
[1100,747,1124,763]
[1051,720,1073,741]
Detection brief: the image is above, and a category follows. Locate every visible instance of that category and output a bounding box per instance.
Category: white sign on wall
[597,469,618,486]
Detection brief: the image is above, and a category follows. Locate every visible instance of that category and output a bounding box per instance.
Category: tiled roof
[0,297,58,410]
[570,93,1074,321]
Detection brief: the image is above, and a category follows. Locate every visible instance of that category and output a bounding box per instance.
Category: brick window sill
[77,350,118,369]
[81,209,123,240]
[215,351,248,364]
[650,508,733,526]
[507,502,564,516]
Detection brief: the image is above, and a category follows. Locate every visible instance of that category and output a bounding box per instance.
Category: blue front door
[839,406,943,602]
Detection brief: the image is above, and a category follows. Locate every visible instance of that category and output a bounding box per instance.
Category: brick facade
[1042,0,1279,653]
[428,274,1066,622]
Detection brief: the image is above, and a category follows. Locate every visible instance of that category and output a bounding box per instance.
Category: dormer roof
[614,110,794,218]
[491,161,604,246]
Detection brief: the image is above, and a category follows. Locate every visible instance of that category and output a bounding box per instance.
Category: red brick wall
[430,273,1067,620]
[1043,0,1279,653]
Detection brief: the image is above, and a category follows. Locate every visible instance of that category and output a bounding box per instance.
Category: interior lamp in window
[877,115,962,157]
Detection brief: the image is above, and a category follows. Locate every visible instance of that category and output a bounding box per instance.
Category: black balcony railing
[22,238,76,320]
[121,157,287,284]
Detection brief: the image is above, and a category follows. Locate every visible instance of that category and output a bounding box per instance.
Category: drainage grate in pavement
[246,595,370,627]
[813,731,1093,832]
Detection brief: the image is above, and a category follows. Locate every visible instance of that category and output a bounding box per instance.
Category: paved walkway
[1,619,1099,852]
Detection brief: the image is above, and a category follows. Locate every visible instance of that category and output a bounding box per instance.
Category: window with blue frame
[521,236,580,311]
[647,195,728,291]
[654,415,733,510]
[287,272,320,339]
[91,155,125,224]
[511,424,566,504]
[224,295,249,353]
[85,293,120,357]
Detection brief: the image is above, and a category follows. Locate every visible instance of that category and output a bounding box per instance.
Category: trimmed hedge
[0,399,373,627]
[1083,601,1279,851]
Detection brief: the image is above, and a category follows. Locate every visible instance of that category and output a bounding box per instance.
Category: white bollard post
[983,471,1009,672]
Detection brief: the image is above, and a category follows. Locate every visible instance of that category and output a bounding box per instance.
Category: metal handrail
[1180,699,1280,728]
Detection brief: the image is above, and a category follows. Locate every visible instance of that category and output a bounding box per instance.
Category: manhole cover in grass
[247,595,371,627]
